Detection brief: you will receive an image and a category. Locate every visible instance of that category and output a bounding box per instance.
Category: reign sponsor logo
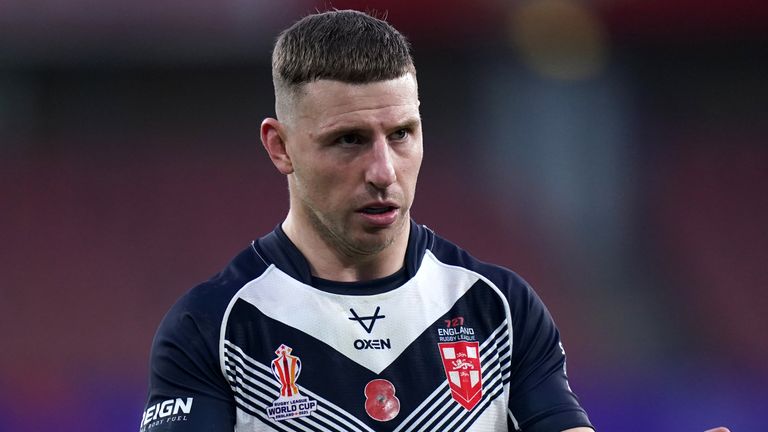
[354,338,392,350]
[140,397,193,430]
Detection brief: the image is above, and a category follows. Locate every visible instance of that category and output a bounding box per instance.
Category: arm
[140,293,236,431]
[504,279,593,432]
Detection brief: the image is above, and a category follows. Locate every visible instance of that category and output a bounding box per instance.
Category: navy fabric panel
[141,247,269,431]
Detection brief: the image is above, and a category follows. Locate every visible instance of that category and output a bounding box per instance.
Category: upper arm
[505,281,593,432]
[139,297,236,431]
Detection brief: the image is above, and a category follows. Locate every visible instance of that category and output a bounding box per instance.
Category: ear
[261,117,294,175]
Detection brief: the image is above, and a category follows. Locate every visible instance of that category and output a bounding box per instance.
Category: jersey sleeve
[505,281,593,432]
[139,291,235,432]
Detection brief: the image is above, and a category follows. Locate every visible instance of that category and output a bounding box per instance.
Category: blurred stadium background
[1,0,766,430]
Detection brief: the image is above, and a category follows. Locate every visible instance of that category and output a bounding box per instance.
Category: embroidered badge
[438,341,483,410]
[266,344,317,421]
[364,379,400,421]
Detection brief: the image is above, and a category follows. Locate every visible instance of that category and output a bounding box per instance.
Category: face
[279,75,423,257]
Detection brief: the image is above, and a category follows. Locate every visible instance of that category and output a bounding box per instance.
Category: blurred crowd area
[1,1,767,431]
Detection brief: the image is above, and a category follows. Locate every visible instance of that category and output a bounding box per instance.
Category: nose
[365,138,397,190]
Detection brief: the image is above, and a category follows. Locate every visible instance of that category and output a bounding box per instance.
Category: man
[139,10,725,432]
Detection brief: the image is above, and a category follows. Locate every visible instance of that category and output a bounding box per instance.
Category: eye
[389,129,408,141]
[336,134,362,146]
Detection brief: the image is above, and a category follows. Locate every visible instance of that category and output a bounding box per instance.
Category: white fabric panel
[235,251,479,374]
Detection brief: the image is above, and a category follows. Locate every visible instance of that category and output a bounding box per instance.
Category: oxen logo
[348,306,386,333]
[438,341,483,410]
[266,344,317,421]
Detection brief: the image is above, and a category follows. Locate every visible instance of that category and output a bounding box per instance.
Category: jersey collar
[254,219,432,293]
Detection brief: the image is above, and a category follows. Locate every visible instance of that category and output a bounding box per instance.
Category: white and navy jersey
[140,222,593,432]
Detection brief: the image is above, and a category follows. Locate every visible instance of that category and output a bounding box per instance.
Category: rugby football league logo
[438,341,483,410]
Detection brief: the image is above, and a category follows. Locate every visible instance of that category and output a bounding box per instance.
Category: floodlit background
[2,1,766,430]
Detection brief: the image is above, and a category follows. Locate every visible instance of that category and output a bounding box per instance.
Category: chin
[349,233,396,256]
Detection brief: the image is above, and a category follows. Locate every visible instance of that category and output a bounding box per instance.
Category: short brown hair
[272,10,416,118]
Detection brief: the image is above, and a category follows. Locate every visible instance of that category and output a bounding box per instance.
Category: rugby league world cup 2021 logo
[266,344,317,421]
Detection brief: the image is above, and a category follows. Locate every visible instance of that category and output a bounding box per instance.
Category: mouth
[356,203,400,226]
[359,206,398,215]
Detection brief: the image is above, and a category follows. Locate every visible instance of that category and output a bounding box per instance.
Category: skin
[262,73,731,432]
[261,74,422,281]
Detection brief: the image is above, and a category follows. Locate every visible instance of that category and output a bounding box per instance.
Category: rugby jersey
[140,222,592,432]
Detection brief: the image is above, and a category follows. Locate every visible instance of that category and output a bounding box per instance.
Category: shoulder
[422,226,550,333]
[425,227,534,302]
[157,244,270,342]
[143,245,269,425]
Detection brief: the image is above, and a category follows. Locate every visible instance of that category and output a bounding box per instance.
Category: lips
[356,202,400,226]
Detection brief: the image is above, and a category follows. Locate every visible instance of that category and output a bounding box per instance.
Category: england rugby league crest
[438,341,483,410]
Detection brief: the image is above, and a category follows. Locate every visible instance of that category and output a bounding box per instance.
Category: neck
[281,211,410,282]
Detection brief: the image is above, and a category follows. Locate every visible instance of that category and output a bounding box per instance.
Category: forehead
[294,75,420,130]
